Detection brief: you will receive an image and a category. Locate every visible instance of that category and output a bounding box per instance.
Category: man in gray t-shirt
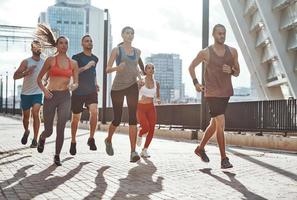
[13,40,44,148]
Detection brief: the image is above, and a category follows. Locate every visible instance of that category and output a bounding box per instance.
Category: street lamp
[0,75,3,113]
[200,0,209,131]
[102,9,109,124]
[13,68,16,115]
[5,71,8,114]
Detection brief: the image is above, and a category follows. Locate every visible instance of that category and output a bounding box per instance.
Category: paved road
[0,116,296,200]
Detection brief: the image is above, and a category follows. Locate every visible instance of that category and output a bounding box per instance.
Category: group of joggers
[14,23,240,169]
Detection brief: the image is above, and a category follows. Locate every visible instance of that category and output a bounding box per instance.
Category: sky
[0,0,251,97]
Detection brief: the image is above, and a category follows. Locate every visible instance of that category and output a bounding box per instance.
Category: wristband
[193,78,199,85]
[231,68,235,75]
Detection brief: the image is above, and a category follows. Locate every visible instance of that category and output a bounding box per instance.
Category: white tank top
[21,57,44,95]
[139,79,157,98]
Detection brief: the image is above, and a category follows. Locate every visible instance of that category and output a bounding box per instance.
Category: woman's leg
[137,104,150,137]
[40,97,57,140]
[106,90,124,143]
[126,84,139,152]
[144,105,157,149]
[37,96,57,153]
[55,92,71,156]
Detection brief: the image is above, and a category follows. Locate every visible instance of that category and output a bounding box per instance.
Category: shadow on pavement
[2,157,90,199]
[0,164,34,189]
[0,152,19,158]
[0,132,90,155]
[111,158,164,200]
[199,168,268,200]
[228,149,297,182]
[83,166,110,200]
[0,155,31,166]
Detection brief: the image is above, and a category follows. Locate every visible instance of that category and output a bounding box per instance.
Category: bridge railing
[1,98,296,133]
[1,75,296,133]
[80,99,297,133]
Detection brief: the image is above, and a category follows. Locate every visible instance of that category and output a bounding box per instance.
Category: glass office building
[39,0,113,107]
[146,54,183,103]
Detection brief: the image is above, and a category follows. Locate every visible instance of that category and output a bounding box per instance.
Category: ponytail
[34,24,57,48]
[34,24,68,50]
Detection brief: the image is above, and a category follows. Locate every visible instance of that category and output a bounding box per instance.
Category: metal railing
[77,99,297,133]
[1,74,296,133]
[1,99,297,133]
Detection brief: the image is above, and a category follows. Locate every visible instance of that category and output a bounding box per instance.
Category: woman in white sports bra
[136,63,161,158]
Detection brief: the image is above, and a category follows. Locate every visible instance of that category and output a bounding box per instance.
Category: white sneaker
[130,151,140,162]
[136,135,142,147]
[137,133,148,147]
[140,148,150,158]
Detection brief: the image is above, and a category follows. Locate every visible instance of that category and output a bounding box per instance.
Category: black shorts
[71,92,98,114]
[205,97,230,118]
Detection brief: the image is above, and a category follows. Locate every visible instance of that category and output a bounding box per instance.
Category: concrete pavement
[0,116,296,200]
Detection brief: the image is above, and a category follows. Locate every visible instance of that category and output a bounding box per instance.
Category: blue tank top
[112,46,140,91]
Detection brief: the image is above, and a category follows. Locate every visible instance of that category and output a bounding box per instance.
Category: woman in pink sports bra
[136,63,161,158]
[35,24,79,166]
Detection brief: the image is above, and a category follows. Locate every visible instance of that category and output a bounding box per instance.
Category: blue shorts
[21,94,43,110]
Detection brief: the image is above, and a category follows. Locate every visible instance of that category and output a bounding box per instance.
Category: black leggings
[111,83,138,126]
[41,90,71,155]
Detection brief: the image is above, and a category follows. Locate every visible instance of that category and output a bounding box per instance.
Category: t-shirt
[72,52,98,96]
[21,57,44,95]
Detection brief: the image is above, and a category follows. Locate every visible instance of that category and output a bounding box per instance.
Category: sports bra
[139,79,157,98]
[48,56,72,78]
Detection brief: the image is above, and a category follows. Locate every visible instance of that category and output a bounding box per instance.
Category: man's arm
[188,49,207,92]
[72,55,95,74]
[231,48,240,77]
[95,74,99,92]
[78,61,96,74]
[13,60,29,80]
[94,57,99,91]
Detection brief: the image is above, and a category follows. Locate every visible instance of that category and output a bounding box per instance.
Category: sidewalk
[0,116,296,200]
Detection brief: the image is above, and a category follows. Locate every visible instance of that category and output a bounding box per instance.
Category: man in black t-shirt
[70,35,99,155]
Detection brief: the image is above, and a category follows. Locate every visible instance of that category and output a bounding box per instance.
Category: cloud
[0,0,54,26]
[0,0,252,97]
[158,7,202,38]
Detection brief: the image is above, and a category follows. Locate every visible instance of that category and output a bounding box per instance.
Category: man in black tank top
[189,24,240,169]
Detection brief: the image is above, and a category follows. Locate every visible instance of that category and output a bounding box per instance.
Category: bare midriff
[47,76,70,91]
[138,96,154,104]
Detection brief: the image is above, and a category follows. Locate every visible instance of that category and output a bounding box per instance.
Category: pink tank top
[48,56,72,78]
[204,45,234,97]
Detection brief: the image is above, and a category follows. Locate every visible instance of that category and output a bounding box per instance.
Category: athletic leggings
[40,90,71,155]
[137,102,157,148]
[111,83,138,126]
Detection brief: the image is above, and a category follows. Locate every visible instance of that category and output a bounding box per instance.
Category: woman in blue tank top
[105,26,144,163]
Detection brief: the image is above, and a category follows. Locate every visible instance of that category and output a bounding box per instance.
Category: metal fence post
[200,0,209,131]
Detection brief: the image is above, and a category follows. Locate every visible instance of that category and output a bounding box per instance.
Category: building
[146,54,183,103]
[39,0,113,107]
[221,0,297,100]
